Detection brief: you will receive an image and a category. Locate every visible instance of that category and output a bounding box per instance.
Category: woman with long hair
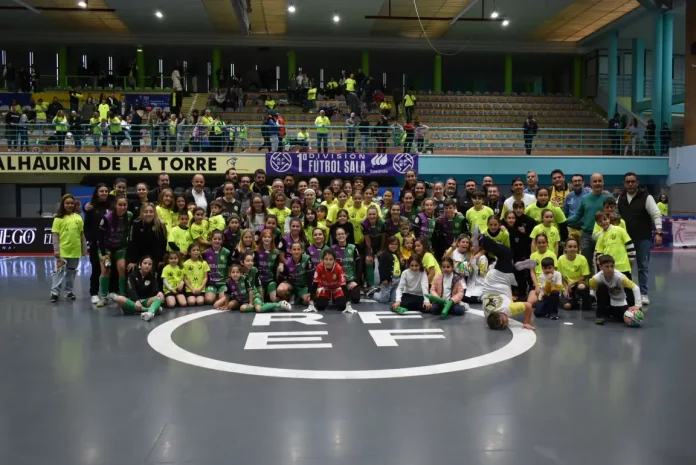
[126,202,168,275]
[97,196,133,306]
[84,184,112,303]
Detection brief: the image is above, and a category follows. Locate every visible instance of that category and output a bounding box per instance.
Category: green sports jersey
[283,254,313,288]
[226,276,252,303]
[332,244,359,281]
[203,247,231,284]
[254,248,280,284]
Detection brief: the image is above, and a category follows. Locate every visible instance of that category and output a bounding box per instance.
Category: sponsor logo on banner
[673,220,696,247]
[0,154,264,174]
[0,220,53,254]
[265,152,418,176]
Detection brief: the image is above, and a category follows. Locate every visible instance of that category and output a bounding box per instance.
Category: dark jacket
[617,187,654,242]
[47,102,63,120]
[456,193,474,215]
[508,213,537,261]
[126,270,160,301]
[184,188,214,214]
[523,118,538,135]
[148,187,165,203]
[126,218,167,265]
[69,115,84,135]
[83,201,110,243]
[377,249,397,283]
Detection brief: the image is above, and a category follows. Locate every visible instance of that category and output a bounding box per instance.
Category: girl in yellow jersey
[557,238,591,310]
[156,188,177,230]
[189,207,211,250]
[530,233,557,287]
[183,244,209,306]
[162,252,187,308]
[50,194,86,302]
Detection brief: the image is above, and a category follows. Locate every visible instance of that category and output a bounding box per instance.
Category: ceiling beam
[450,0,481,24]
[364,15,502,22]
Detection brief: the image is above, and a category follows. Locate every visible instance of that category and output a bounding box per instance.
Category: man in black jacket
[523,114,538,155]
[617,172,663,306]
[68,111,84,151]
[608,114,622,155]
[148,173,170,202]
[47,97,63,122]
[69,87,83,112]
[184,173,214,214]
[5,106,21,151]
[456,179,477,215]
[251,169,272,197]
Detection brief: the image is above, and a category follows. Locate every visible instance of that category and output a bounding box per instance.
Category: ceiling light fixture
[137,48,143,52]
[288,2,295,13]
[155,10,163,19]
[77,0,87,7]
[490,10,499,19]
[332,13,340,23]
[502,19,509,27]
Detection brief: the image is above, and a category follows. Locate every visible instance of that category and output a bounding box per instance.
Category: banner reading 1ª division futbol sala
[0,154,264,174]
[266,152,418,176]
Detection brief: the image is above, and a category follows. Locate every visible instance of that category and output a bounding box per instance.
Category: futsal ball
[623,308,644,327]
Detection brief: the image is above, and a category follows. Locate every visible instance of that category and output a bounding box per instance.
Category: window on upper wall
[624,54,632,76]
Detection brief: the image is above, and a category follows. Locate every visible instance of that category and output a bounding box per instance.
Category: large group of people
[49,166,663,328]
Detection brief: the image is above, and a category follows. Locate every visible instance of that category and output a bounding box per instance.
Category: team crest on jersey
[144,280,150,286]
[332,274,337,279]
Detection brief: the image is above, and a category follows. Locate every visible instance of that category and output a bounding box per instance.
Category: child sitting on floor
[426,257,469,319]
[392,254,431,314]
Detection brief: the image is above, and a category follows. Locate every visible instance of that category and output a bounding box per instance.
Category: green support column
[136,48,145,88]
[631,38,645,113]
[288,49,296,79]
[212,48,221,89]
[361,51,369,76]
[433,54,442,92]
[504,54,513,94]
[58,45,68,87]
[573,56,582,99]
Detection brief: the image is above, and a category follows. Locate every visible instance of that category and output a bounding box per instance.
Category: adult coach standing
[617,172,663,305]
[566,173,611,268]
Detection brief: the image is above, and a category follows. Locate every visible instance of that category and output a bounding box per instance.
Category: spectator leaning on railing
[47,97,63,123]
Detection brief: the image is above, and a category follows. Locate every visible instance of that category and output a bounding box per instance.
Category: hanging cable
[412,0,471,56]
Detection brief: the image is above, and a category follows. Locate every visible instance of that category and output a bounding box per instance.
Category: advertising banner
[0,154,264,174]
[266,152,418,176]
[124,93,171,109]
[0,218,54,255]
[671,219,696,248]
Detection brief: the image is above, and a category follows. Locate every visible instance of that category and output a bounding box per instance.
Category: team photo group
[49,166,666,329]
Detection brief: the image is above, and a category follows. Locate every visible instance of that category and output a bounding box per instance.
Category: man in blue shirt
[563,174,590,242]
[523,170,539,196]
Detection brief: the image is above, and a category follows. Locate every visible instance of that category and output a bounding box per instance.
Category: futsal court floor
[1,252,695,465]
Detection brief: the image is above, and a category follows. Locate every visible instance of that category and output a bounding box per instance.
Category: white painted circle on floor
[148,309,537,379]
[564,322,574,326]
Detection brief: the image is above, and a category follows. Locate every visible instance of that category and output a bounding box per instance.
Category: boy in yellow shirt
[594,211,636,306]
[466,191,494,233]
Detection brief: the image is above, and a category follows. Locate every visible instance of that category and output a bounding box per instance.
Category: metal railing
[0,123,682,155]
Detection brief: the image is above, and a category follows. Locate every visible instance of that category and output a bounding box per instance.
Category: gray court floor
[1,252,695,465]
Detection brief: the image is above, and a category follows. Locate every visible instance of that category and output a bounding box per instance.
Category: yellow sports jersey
[208,214,226,234]
[589,270,641,307]
[595,225,634,273]
[530,249,557,281]
[161,264,185,293]
[320,199,336,208]
[401,247,413,261]
[592,218,627,239]
[168,226,192,253]
[421,252,441,283]
[657,202,668,216]
[345,78,356,92]
[327,203,349,223]
[51,213,84,258]
[156,206,178,230]
[189,221,210,249]
[483,228,510,247]
[466,206,494,233]
[183,259,210,292]
[557,254,591,282]
[524,203,567,228]
[304,224,329,243]
[347,204,368,244]
[530,224,561,252]
[268,207,291,234]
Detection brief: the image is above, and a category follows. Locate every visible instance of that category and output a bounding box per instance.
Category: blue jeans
[51,258,79,295]
[581,231,596,274]
[374,276,400,303]
[431,302,467,316]
[316,133,328,152]
[634,239,652,295]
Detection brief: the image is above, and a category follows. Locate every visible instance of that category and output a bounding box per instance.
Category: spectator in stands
[47,97,63,123]
[69,111,84,152]
[131,108,143,152]
[380,99,392,117]
[288,73,298,104]
[5,106,20,151]
[414,121,430,153]
[358,114,372,151]
[81,96,96,121]
[345,73,357,95]
[608,114,622,155]
[660,123,671,156]
[305,82,318,113]
[30,66,40,92]
[363,76,375,111]
[404,86,416,123]
[623,118,640,156]
[4,63,16,92]
[277,114,286,150]
[185,174,214,214]
[403,122,415,153]
[375,115,389,152]
[346,113,357,153]
[326,77,339,99]
[118,95,131,119]
[53,110,68,152]
[392,86,403,120]
[265,95,276,113]
[523,114,538,155]
[107,92,118,109]
[524,171,539,196]
[645,119,656,155]
[34,98,48,125]
[149,108,164,152]
[69,88,83,113]
[171,64,183,115]
[315,110,330,153]
[98,97,110,122]
[617,172,663,306]
[127,59,138,89]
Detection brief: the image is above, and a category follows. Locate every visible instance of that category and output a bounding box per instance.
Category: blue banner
[0,93,33,107]
[266,152,418,176]
[124,93,171,110]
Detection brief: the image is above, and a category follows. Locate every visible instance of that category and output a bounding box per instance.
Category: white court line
[0,256,19,261]
[147,309,538,380]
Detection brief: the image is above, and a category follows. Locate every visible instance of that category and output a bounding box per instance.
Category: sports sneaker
[66,292,76,301]
[140,311,154,322]
[641,295,650,305]
[395,306,408,314]
[50,293,59,303]
[90,295,100,304]
[514,259,537,271]
[343,302,357,314]
[462,302,470,313]
[595,318,605,325]
[96,298,106,308]
[550,315,559,320]
[303,303,317,313]
[107,292,119,302]
[365,286,380,299]
[279,300,292,312]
